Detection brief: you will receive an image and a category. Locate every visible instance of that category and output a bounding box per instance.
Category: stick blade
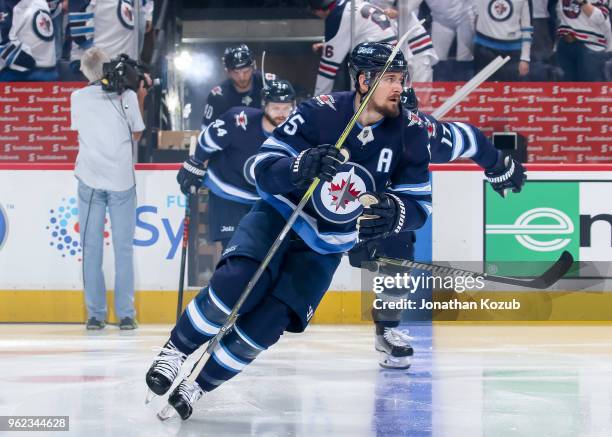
[528,250,574,289]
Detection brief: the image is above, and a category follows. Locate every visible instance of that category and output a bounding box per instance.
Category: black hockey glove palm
[357,193,406,242]
[485,154,526,198]
[177,157,206,195]
[290,145,348,188]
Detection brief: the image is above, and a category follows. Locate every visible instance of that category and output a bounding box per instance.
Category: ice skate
[145,340,187,404]
[375,326,414,370]
[158,379,204,421]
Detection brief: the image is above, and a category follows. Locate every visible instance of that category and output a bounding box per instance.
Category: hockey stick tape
[359,193,379,208]
[357,193,380,228]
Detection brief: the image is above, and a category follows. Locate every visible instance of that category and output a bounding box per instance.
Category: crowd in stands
[1,0,609,83]
[0,0,154,82]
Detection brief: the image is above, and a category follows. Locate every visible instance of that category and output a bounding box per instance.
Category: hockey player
[146,41,443,420]
[309,0,437,96]
[176,80,297,249]
[351,87,527,369]
[473,0,533,80]
[201,44,274,129]
[0,0,57,81]
[556,0,611,81]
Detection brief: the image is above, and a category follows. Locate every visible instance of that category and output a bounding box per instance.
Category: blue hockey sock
[170,285,231,355]
[195,296,291,391]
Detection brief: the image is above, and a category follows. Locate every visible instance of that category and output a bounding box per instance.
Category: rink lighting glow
[173,51,216,83]
[174,51,193,71]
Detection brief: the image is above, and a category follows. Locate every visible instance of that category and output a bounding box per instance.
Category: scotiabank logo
[0,203,7,249]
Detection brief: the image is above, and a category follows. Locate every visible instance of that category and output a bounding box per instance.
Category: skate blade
[144,389,156,405]
[157,405,177,421]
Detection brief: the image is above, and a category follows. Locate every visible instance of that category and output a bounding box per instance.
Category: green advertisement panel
[485,181,580,276]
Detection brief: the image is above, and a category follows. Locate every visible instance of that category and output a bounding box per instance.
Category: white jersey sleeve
[519,0,532,62]
[401,11,438,81]
[315,1,353,96]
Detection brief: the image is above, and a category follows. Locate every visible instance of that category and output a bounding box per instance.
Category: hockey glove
[290,145,349,188]
[177,157,206,195]
[485,154,526,198]
[348,241,380,271]
[357,193,406,242]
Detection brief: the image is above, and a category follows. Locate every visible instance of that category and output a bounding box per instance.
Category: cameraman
[70,47,148,331]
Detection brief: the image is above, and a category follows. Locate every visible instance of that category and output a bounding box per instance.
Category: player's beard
[264,112,284,127]
[371,99,400,118]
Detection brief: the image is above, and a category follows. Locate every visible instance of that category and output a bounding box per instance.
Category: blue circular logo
[243,155,258,186]
[311,163,376,224]
[0,204,8,249]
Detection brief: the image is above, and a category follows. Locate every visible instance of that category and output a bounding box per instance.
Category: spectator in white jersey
[309,0,437,96]
[473,0,533,81]
[555,0,611,81]
[68,0,153,76]
[391,0,476,80]
[0,0,58,81]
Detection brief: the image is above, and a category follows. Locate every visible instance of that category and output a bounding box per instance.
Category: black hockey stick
[175,193,192,322]
[372,250,574,290]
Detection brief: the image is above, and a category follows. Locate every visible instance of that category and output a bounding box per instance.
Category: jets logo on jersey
[242,155,258,186]
[312,163,376,224]
[407,111,423,128]
[118,0,135,30]
[211,86,223,96]
[0,12,8,23]
[314,95,337,111]
[33,10,54,41]
[561,0,581,19]
[235,110,248,131]
[488,0,513,21]
[424,119,436,138]
[242,95,253,106]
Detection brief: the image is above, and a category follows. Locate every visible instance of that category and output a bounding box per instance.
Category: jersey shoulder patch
[314,94,337,111]
[264,72,276,81]
[211,85,223,96]
[33,9,54,41]
[234,109,248,131]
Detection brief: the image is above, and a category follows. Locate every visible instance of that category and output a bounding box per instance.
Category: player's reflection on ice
[372,324,433,437]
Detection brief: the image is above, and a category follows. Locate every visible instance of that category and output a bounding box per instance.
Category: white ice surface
[0,324,611,437]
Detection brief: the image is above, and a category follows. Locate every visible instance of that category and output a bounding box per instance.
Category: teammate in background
[473,0,533,81]
[555,0,611,82]
[349,87,527,369]
[176,80,297,249]
[146,42,442,420]
[0,0,57,81]
[201,44,275,129]
[309,0,437,96]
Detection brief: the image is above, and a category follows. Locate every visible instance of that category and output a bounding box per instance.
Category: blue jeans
[78,181,136,321]
[556,39,606,82]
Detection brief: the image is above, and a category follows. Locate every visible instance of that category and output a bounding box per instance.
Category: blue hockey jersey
[201,71,273,129]
[254,92,433,255]
[416,110,499,168]
[196,106,270,205]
